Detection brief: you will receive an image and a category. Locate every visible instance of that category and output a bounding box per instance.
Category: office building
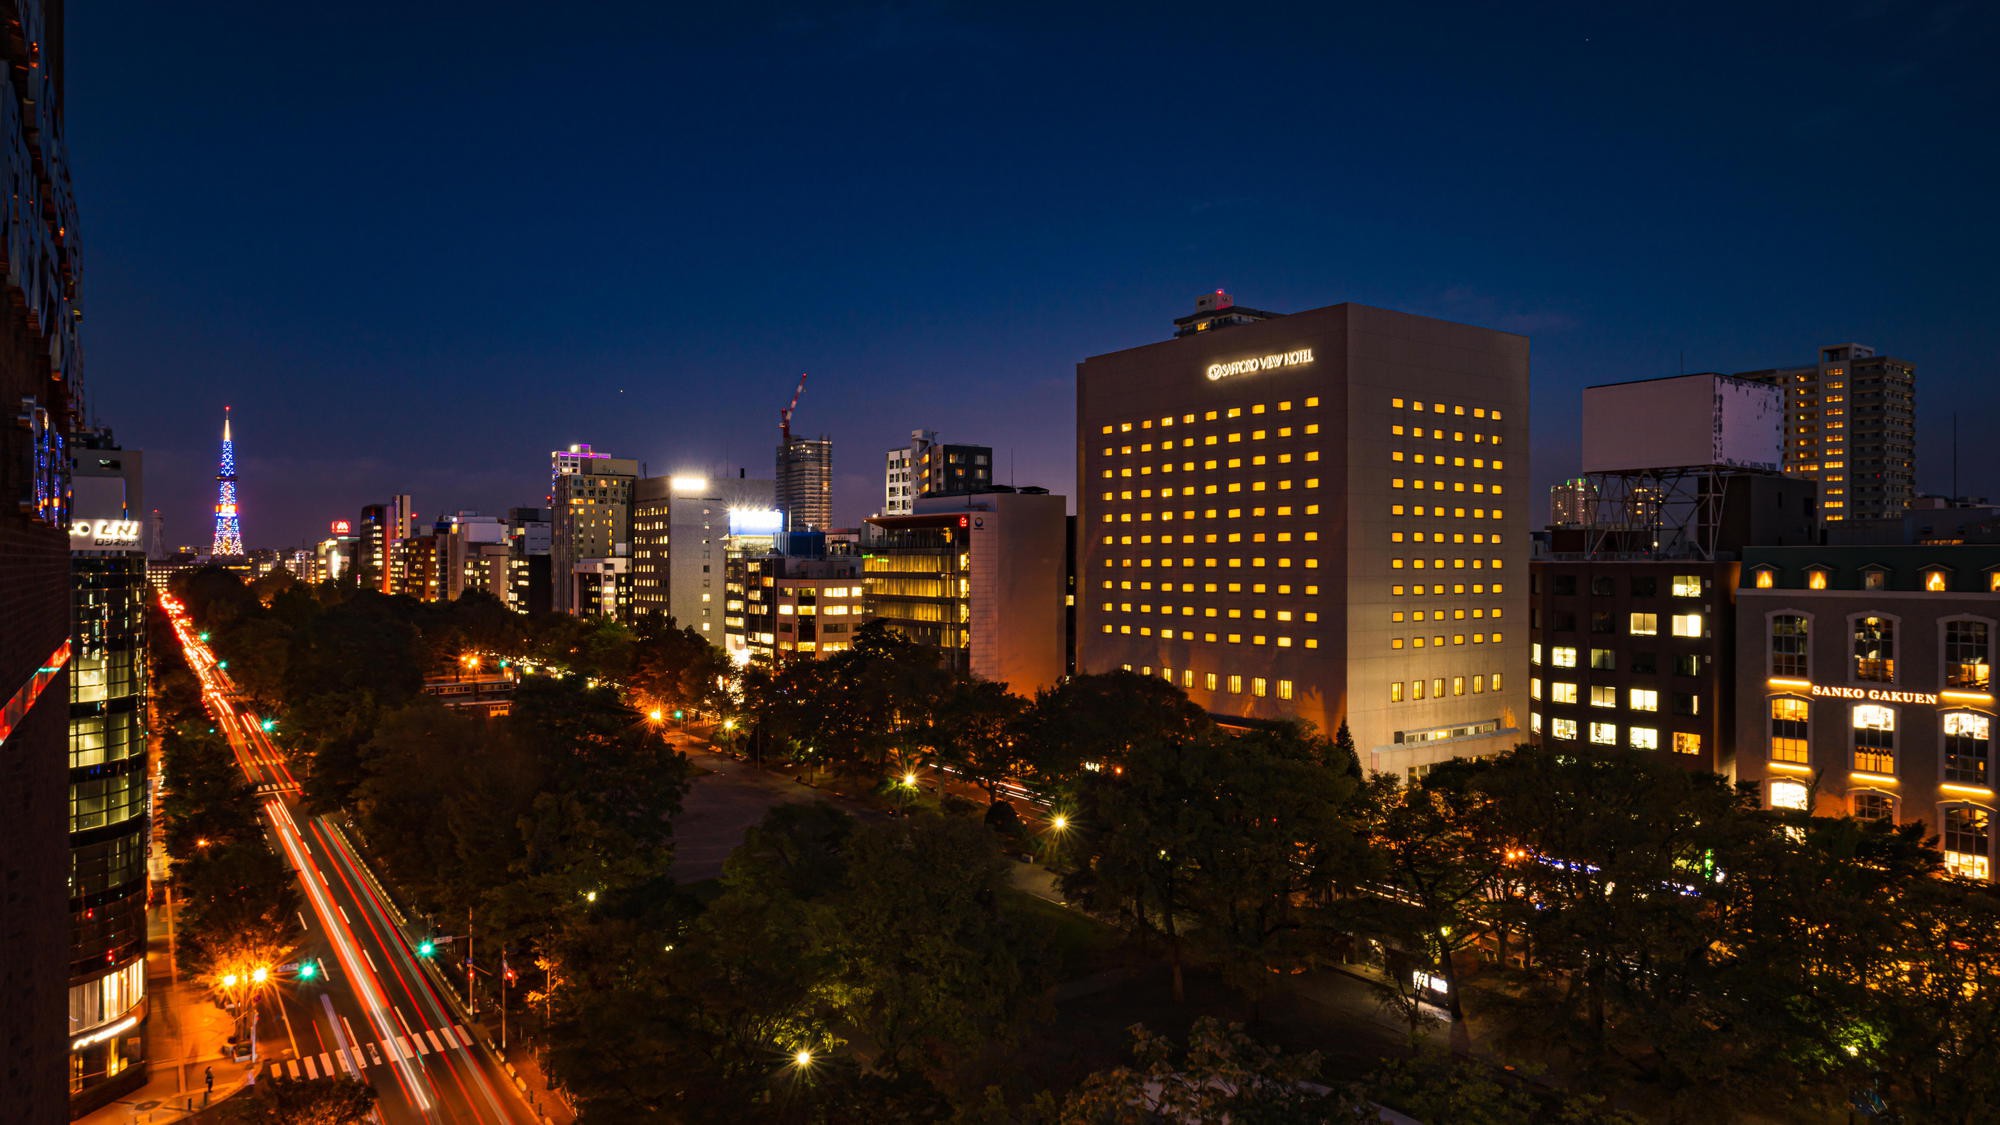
[1736,546,2000,880]
[0,1,84,1115]
[883,430,993,516]
[314,520,360,586]
[571,557,629,618]
[1534,374,1818,775]
[724,553,865,666]
[631,474,776,635]
[506,508,552,616]
[1738,344,1917,523]
[1076,296,1530,775]
[64,433,149,1111]
[550,447,638,614]
[777,437,833,533]
[864,488,1068,693]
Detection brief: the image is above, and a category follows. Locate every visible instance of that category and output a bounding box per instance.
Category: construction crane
[780,372,809,445]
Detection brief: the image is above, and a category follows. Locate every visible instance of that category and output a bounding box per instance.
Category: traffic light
[198,631,210,642]
[259,718,276,733]
[417,939,435,958]
[298,960,319,981]
[217,660,228,670]
[673,709,684,721]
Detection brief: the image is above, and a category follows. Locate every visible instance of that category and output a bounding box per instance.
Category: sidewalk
[479,1032,578,1125]
[76,890,251,1125]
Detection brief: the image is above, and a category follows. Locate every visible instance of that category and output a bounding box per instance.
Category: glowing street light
[221,972,239,989]
[1050,814,1070,833]
[251,964,269,984]
[793,1048,814,1069]
[902,772,919,789]
[648,708,664,724]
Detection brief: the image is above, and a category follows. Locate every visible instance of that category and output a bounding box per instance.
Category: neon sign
[1206,348,1314,382]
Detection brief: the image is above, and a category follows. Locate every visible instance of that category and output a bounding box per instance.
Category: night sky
[68,2,1999,549]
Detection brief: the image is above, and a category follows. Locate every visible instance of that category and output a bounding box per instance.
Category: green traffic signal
[418,940,435,958]
[217,660,228,670]
[198,632,210,642]
[673,709,684,721]
[259,718,276,732]
[298,960,318,980]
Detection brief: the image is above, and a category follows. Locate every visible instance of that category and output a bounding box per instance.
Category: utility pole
[467,906,476,1016]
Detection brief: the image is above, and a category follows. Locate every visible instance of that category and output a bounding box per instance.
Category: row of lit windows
[1390,479,1505,494]
[1390,558,1506,571]
[1393,583,1504,596]
[1103,557,1322,570]
[1391,608,1502,622]
[1102,624,1318,648]
[1535,681,1662,712]
[1531,712,1704,755]
[1103,458,1322,479]
[1106,491,1325,508]
[1110,533,1322,546]
[1103,424,1322,455]
[1105,603,1321,622]
[1105,580,1322,596]
[1753,566,2000,593]
[1391,505,1504,520]
[1122,665,1299,701]
[1389,451,1505,469]
[1392,532,1501,544]
[1101,398,1323,435]
[1390,398,1504,421]
[1392,428,1504,446]
[1391,673,1503,701]
[1389,633,1504,649]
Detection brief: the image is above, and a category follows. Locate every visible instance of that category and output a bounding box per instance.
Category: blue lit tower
[211,406,244,556]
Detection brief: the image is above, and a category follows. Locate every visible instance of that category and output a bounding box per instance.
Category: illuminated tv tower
[211,406,244,556]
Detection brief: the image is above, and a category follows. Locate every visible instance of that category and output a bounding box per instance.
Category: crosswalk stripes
[263,1023,475,1081]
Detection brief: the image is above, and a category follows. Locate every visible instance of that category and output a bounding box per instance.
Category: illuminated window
[1807,568,1829,590]
[1629,688,1658,712]
[1852,703,1896,774]
[1629,612,1657,636]
[1672,731,1702,756]
[1671,613,1703,638]
[1228,674,1244,695]
[1551,682,1578,705]
[1946,619,1991,690]
[1853,615,1895,683]
[1671,574,1701,597]
[1944,712,1992,786]
[1551,645,1577,668]
[1550,718,1576,741]
[1205,673,1218,692]
[1769,780,1811,812]
[1629,726,1659,750]
[1586,722,1615,745]
[1770,697,1810,764]
[1277,680,1293,701]
[1589,685,1616,708]
[1943,807,1991,880]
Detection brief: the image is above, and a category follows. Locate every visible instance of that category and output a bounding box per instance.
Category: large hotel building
[1076,295,1530,775]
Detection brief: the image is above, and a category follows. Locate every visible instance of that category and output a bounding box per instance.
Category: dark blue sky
[69,2,1998,548]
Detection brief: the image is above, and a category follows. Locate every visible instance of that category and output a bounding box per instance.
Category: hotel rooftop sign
[1206,348,1314,382]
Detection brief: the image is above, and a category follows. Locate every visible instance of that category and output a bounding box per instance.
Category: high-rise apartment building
[0,2,84,1115]
[883,430,993,516]
[631,474,776,636]
[864,489,1069,694]
[777,437,833,533]
[550,447,638,614]
[65,433,149,1112]
[1549,478,1596,528]
[1738,343,1916,523]
[1076,296,1530,776]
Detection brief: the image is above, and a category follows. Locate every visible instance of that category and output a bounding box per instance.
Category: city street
[166,606,547,1125]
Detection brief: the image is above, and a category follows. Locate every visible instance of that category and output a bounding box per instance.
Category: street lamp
[1050,813,1069,833]
[648,708,664,724]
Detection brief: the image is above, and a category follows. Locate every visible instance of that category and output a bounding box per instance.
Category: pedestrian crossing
[263,1024,474,1080]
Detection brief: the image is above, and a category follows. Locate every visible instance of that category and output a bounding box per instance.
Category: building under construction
[775,374,832,532]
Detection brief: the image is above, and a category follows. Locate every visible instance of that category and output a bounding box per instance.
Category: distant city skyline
[65,3,1999,547]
